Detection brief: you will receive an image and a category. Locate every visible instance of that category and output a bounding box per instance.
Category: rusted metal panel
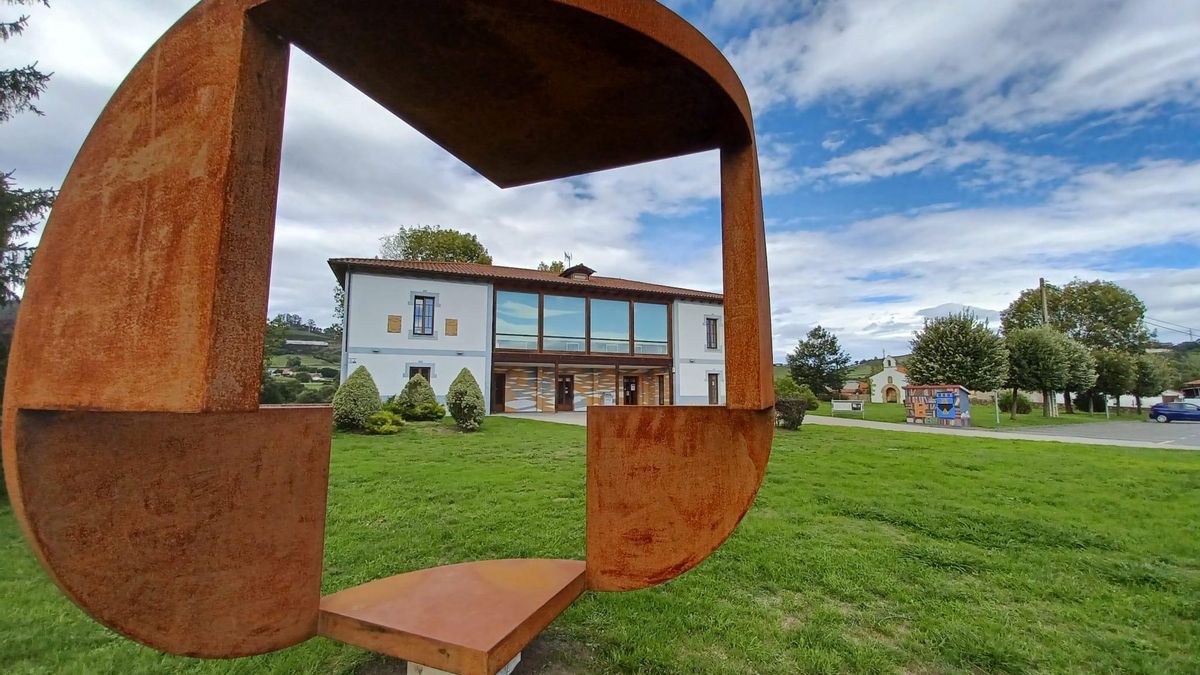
[4,0,285,416]
[319,559,586,675]
[248,0,750,188]
[721,141,776,410]
[13,407,331,657]
[3,0,775,667]
[585,407,773,591]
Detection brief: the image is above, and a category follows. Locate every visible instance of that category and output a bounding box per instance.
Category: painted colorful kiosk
[904,384,973,428]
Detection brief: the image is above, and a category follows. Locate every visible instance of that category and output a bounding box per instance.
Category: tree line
[786,279,1185,417]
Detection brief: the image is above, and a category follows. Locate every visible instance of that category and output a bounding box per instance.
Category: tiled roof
[329,258,723,303]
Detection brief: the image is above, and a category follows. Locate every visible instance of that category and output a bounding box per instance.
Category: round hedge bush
[775,399,807,430]
[364,410,404,435]
[999,390,1032,415]
[447,368,485,432]
[775,377,820,411]
[332,366,382,431]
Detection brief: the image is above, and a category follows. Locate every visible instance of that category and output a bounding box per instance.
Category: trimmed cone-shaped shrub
[398,374,439,408]
[332,365,382,431]
[447,368,485,432]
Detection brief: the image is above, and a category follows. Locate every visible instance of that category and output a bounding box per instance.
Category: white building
[869,356,909,404]
[331,259,727,413]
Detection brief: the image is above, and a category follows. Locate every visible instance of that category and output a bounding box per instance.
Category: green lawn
[266,354,339,369]
[811,401,1144,430]
[3,419,1198,673]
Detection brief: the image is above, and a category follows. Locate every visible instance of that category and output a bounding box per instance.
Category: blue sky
[2,1,1198,359]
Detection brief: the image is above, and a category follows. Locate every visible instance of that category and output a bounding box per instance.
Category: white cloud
[3,0,1197,362]
[706,0,807,27]
[730,0,1200,190]
[728,0,1200,131]
[820,132,846,151]
[0,1,739,328]
[807,132,1072,190]
[762,159,1200,357]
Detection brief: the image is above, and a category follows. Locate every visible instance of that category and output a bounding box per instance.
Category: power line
[1146,316,1199,333]
[1145,320,1195,339]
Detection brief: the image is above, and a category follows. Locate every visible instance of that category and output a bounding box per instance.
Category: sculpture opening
[3,2,775,673]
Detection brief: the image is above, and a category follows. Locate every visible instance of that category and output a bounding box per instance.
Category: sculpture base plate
[318,559,584,675]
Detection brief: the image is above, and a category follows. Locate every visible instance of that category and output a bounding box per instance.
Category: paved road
[1000,420,1200,448]
[500,412,1200,450]
[802,415,1200,450]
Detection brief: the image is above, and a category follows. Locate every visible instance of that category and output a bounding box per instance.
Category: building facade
[869,356,909,404]
[331,259,726,413]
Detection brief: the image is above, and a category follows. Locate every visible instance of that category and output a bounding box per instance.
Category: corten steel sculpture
[3,1,775,673]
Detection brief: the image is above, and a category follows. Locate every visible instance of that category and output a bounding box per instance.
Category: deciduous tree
[1177,350,1200,388]
[333,284,345,321]
[1002,279,1151,353]
[1061,338,1097,414]
[379,225,493,263]
[1001,283,1069,334]
[907,311,1009,393]
[786,326,851,399]
[537,260,565,273]
[1131,354,1173,414]
[1005,327,1070,418]
[1060,280,1151,352]
[1089,349,1136,413]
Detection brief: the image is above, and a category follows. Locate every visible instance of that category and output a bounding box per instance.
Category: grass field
[3,419,1198,674]
[266,354,339,369]
[810,401,1143,430]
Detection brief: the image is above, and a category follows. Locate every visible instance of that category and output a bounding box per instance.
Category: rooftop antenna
[564,252,574,267]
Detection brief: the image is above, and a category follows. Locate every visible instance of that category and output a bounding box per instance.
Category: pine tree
[2,0,56,305]
[786,326,851,399]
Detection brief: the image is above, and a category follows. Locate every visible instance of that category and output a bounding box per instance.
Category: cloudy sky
[2,1,1198,360]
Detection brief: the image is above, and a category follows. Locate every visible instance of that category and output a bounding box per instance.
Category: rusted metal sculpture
[3,1,774,673]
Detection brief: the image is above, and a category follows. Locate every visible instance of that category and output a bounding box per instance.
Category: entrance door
[708,373,720,405]
[623,376,639,406]
[556,375,575,412]
[491,374,506,414]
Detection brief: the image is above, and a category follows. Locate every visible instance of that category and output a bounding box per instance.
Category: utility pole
[1039,277,1050,326]
[1039,278,1058,417]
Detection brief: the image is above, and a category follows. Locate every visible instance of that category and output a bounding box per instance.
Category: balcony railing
[495,335,670,357]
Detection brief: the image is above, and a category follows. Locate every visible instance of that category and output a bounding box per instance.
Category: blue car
[1150,402,1200,423]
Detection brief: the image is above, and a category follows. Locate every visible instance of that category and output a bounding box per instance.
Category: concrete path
[805,414,1200,450]
[497,412,587,426]
[498,411,1200,451]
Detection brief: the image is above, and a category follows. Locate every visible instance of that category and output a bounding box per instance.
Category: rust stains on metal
[3,0,775,668]
[14,408,331,657]
[319,559,586,675]
[584,407,773,591]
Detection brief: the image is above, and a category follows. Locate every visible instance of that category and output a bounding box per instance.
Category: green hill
[775,354,911,383]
